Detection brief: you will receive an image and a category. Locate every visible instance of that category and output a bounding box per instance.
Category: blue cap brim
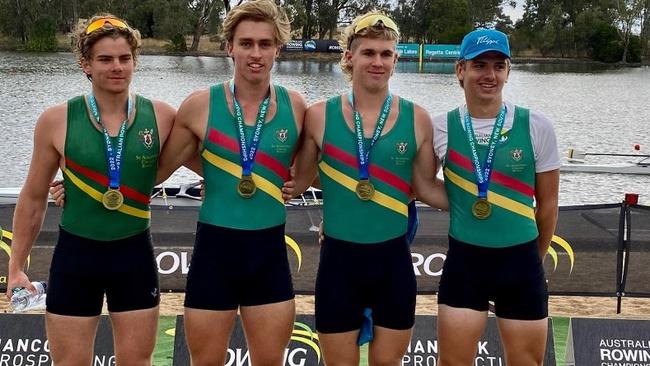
[462,48,511,60]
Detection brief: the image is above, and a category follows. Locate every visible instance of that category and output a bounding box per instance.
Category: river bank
[1,34,646,66]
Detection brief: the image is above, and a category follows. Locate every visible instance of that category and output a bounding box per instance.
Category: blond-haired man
[156,0,307,364]
[291,11,447,366]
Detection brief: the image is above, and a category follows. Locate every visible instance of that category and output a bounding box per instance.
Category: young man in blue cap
[432,28,560,365]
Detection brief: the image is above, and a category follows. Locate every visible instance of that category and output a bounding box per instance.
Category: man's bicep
[23,116,62,199]
[535,169,559,206]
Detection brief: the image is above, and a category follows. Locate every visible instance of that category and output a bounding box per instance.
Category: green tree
[613,0,644,62]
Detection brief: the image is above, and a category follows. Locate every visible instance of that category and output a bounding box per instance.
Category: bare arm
[7,108,63,299]
[534,169,559,259]
[291,102,325,197]
[411,105,448,210]
[156,92,205,184]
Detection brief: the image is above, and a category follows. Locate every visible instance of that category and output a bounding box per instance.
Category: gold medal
[102,189,124,210]
[472,198,491,219]
[355,179,375,201]
[237,175,256,198]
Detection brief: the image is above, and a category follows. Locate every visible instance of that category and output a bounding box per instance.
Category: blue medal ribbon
[348,91,392,180]
[87,94,132,190]
[231,80,271,177]
[463,105,506,200]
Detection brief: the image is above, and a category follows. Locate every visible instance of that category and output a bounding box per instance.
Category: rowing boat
[561,149,650,175]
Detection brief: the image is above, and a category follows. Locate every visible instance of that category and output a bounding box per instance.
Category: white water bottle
[10,281,47,313]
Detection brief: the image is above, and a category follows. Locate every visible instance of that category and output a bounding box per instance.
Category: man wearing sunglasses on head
[6,14,176,365]
[433,29,560,366]
[154,0,306,364]
[290,11,447,365]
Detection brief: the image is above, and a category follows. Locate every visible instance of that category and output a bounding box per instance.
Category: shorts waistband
[57,227,152,249]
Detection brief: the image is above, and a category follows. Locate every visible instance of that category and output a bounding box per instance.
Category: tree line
[1,0,648,63]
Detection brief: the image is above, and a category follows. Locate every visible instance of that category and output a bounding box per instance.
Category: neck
[231,75,271,103]
[351,83,390,112]
[465,95,503,119]
[91,87,130,117]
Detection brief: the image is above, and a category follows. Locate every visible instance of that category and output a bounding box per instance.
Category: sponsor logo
[396,142,408,155]
[412,252,446,277]
[510,148,523,162]
[276,128,289,143]
[155,235,303,275]
[1,227,31,275]
[548,235,575,274]
[285,235,302,272]
[303,40,316,52]
[291,322,321,364]
[139,128,154,149]
[476,36,499,46]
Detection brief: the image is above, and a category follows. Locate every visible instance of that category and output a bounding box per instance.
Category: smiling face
[456,51,510,106]
[345,36,398,92]
[226,19,280,86]
[80,36,134,94]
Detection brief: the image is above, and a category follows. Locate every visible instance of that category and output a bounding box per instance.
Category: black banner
[1,203,649,297]
[0,314,115,363]
[173,314,323,366]
[281,40,342,53]
[171,315,555,365]
[404,316,556,365]
[566,317,650,365]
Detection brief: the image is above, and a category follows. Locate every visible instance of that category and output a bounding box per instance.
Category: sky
[502,0,525,23]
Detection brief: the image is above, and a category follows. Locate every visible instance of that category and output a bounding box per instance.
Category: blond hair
[74,14,142,80]
[339,11,400,81]
[222,0,290,46]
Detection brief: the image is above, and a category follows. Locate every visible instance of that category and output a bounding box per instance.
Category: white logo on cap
[476,36,499,45]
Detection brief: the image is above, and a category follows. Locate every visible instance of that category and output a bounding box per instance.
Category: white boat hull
[561,162,650,175]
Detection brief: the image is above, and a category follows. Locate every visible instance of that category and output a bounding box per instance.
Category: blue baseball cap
[459,28,511,60]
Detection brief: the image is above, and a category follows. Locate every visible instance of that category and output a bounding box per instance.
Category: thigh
[241,226,294,307]
[493,241,548,321]
[240,299,296,366]
[106,253,160,313]
[46,312,100,366]
[110,307,159,365]
[315,238,364,334]
[368,326,413,366]
[437,238,490,313]
[184,223,240,310]
[184,308,237,366]
[497,317,548,366]
[318,331,361,366]
[372,239,416,331]
[46,270,105,317]
[437,305,487,366]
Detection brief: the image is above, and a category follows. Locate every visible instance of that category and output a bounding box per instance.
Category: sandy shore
[2,294,648,318]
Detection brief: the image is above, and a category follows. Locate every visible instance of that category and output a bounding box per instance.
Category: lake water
[1,51,648,205]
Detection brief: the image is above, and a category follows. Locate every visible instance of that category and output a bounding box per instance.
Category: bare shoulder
[36,102,67,133]
[151,100,176,124]
[177,88,210,123]
[286,88,307,109]
[411,102,433,126]
[305,100,327,126]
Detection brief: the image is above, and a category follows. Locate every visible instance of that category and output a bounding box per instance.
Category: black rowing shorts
[184,222,294,310]
[437,236,548,320]
[315,235,416,333]
[47,228,160,317]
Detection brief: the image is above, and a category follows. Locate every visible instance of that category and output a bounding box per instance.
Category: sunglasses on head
[85,17,129,35]
[348,14,399,49]
[354,14,399,36]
